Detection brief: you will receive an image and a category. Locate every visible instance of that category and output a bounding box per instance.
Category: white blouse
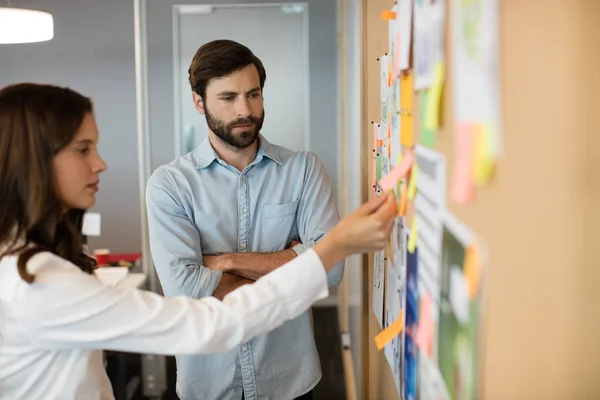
[0,249,328,399]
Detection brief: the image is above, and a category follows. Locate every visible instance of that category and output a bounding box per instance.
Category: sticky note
[463,244,481,299]
[400,71,414,111]
[473,124,495,184]
[407,220,417,253]
[377,148,414,192]
[396,153,403,165]
[382,10,397,20]
[407,163,418,199]
[374,310,404,350]
[451,123,476,204]
[387,60,392,87]
[424,63,445,131]
[399,188,407,216]
[387,115,392,158]
[420,90,436,148]
[400,113,414,146]
[415,291,433,356]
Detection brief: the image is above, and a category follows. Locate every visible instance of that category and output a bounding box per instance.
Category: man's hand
[212,272,253,301]
[288,239,302,249]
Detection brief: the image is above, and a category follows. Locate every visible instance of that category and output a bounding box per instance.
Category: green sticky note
[420,90,437,148]
[376,152,382,182]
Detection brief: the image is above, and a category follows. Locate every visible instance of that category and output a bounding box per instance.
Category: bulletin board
[360,1,600,400]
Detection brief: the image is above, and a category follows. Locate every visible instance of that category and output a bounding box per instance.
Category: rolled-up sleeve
[146,168,222,299]
[294,153,345,287]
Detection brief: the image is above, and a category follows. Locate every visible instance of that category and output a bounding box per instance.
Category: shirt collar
[194,134,282,169]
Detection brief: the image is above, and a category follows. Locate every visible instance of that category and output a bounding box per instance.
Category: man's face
[193,64,264,149]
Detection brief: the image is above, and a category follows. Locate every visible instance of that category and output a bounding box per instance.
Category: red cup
[94,249,110,267]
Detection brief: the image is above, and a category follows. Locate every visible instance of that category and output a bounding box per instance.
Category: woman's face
[53,113,107,210]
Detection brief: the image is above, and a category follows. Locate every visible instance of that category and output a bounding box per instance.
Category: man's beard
[205,106,264,150]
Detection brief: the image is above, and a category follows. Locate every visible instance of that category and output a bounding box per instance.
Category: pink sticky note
[394,32,401,77]
[451,123,476,204]
[378,148,414,192]
[415,291,433,356]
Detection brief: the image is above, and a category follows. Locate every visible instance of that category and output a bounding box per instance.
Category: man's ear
[192,92,205,115]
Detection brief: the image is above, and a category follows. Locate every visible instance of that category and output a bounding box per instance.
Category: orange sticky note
[401,113,414,146]
[398,188,407,216]
[375,310,404,350]
[387,60,392,86]
[382,10,397,20]
[400,71,414,111]
[463,244,481,299]
[415,292,433,356]
[451,123,476,204]
[378,148,414,192]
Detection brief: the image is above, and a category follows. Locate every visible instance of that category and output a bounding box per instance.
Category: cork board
[360,1,600,399]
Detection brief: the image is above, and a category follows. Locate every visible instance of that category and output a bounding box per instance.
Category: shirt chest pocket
[256,200,300,251]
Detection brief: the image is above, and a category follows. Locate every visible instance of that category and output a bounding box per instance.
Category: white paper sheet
[384,259,403,396]
[419,353,451,400]
[372,250,385,328]
[389,0,412,72]
[451,0,502,156]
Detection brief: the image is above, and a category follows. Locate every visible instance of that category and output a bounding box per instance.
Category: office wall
[145,0,340,195]
[0,0,140,254]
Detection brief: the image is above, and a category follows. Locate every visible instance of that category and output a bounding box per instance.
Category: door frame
[172,2,312,158]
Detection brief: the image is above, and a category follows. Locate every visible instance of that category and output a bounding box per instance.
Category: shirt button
[243,345,248,351]
[241,243,247,249]
[241,207,247,213]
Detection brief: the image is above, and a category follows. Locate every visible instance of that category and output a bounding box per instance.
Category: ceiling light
[0,7,54,44]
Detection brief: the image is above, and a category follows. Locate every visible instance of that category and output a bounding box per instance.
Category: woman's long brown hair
[0,83,97,282]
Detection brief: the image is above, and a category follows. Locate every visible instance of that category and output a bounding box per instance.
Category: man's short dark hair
[188,39,267,100]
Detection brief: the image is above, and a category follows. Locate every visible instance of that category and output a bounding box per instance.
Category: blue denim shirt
[146,135,344,400]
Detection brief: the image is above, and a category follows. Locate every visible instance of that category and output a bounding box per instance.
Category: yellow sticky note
[400,72,414,111]
[463,244,482,299]
[408,163,418,199]
[401,113,414,146]
[374,310,404,350]
[424,63,445,131]
[396,153,403,165]
[407,220,418,253]
[473,124,495,184]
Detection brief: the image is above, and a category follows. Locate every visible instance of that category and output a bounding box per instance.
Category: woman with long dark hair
[0,83,397,399]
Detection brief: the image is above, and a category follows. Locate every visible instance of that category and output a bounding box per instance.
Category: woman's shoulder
[24,250,81,276]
